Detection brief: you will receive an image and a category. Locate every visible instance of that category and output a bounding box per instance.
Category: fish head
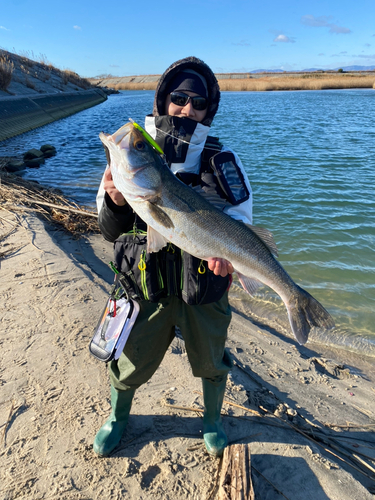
[99,122,163,203]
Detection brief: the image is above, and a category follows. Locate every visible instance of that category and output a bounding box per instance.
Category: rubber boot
[93,385,135,457]
[202,376,228,457]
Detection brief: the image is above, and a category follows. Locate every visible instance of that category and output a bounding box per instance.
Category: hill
[0,49,94,97]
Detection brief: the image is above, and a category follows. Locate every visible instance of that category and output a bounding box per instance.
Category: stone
[40,144,57,158]
[25,157,45,168]
[4,160,26,173]
[23,148,44,161]
[40,144,56,152]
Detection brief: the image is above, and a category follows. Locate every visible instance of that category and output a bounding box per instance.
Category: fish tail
[287,285,335,345]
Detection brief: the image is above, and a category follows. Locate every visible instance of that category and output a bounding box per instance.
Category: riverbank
[90,71,375,92]
[0,89,107,142]
[1,176,375,499]
[0,49,110,142]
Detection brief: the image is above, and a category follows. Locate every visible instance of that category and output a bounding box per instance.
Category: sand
[1,210,374,499]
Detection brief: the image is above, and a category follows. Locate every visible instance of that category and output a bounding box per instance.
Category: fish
[99,122,335,345]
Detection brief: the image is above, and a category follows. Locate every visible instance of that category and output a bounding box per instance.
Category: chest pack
[176,136,250,210]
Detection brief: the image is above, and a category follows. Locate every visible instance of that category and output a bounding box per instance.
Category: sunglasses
[170,92,208,111]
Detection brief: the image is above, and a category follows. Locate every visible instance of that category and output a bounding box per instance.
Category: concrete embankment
[0,88,107,142]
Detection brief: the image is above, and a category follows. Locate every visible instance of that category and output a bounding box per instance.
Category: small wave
[229,283,375,359]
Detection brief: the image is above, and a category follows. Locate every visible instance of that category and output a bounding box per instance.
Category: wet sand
[1,211,374,499]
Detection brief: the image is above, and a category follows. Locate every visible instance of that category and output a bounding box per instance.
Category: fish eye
[135,141,145,151]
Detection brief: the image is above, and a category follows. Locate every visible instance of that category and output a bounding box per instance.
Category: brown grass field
[106,73,375,92]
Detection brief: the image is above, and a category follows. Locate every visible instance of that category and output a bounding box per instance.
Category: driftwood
[218,444,254,500]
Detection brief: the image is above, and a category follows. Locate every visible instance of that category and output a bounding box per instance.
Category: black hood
[152,56,220,127]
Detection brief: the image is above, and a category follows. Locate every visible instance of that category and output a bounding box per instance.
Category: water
[1,89,374,357]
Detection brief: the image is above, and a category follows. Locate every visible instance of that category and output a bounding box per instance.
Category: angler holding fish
[94,56,334,458]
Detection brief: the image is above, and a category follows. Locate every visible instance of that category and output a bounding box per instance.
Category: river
[1,89,374,358]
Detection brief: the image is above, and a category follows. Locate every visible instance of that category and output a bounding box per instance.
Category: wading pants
[109,292,232,391]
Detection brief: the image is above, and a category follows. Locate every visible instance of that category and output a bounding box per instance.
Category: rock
[4,160,27,173]
[40,144,56,152]
[40,144,57,158]
[25,157,45,168]
[23,148,44,161]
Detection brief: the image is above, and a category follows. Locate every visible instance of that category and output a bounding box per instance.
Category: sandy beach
[1,204,375,499]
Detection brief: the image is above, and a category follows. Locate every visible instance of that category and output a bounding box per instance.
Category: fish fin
[286,285,335,345]
[147,226,168,253]
[245,224,278,257]
[147,202,174,229]
[237,272,264,296]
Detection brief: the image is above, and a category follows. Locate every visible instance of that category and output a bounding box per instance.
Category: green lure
[129,119,164,155]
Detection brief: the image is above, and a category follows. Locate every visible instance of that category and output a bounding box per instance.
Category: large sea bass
[99,122,334,345]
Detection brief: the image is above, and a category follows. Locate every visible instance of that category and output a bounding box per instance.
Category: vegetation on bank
[0,55,14,91]
[98,71,375,92]
[218,73,375,91]
[0,49,93,93]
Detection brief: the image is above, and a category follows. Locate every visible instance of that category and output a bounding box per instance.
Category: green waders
[93,293,232,456]
[202,375,228,457]
[93,386,135,457]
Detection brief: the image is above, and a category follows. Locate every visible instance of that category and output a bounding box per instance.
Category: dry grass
[105,72,375,92]
[112,81,158,91]
[0,55,14,91]
[0,169,99,237]
[217,74,375,91]
[61,69,92,89]
[0,49,93,91]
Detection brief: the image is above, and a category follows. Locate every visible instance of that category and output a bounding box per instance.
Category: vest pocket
[181,253,229,305]
[114,232,166,302]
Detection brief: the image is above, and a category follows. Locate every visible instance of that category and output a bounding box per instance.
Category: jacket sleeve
[98,192,135,242]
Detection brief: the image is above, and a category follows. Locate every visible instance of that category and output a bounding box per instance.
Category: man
[94,56,253,458]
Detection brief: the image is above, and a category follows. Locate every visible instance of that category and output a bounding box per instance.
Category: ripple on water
[2,89,375,356]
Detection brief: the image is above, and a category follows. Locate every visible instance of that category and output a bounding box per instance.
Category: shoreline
[2,170,374,373]
[90,72,375,92]
[1,182,375,498]
[0,89,107,142]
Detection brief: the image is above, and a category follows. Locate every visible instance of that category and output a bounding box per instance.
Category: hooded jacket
[97,56,252,226]
[96,56,253,304]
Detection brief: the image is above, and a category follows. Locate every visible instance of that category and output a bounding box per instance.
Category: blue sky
[1,0,375,77]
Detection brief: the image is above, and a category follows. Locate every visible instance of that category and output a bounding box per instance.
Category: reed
[112,81,158,91]
[217,74,375,92]
[105,73,375,92]
[0,55,14,91]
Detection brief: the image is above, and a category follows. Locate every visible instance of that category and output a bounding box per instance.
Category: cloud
[301,15,333,27]
[329,24,351,34]
[73,25,82,30]
[365,43,371,47]
[232,40,251,46]
[274,34,296,43]
[0,26,10,31]
[301,14,351,35]
[109,64,120,68]
[352,54,375,59]
[318,53,325,56]
[331,51,348,57]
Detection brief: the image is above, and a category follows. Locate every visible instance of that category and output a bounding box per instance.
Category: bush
[0,55,14,91]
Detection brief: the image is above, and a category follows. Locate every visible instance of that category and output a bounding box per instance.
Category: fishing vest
[113,136,250,305]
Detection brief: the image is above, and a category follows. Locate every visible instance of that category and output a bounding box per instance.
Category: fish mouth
[111,122,133,146]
